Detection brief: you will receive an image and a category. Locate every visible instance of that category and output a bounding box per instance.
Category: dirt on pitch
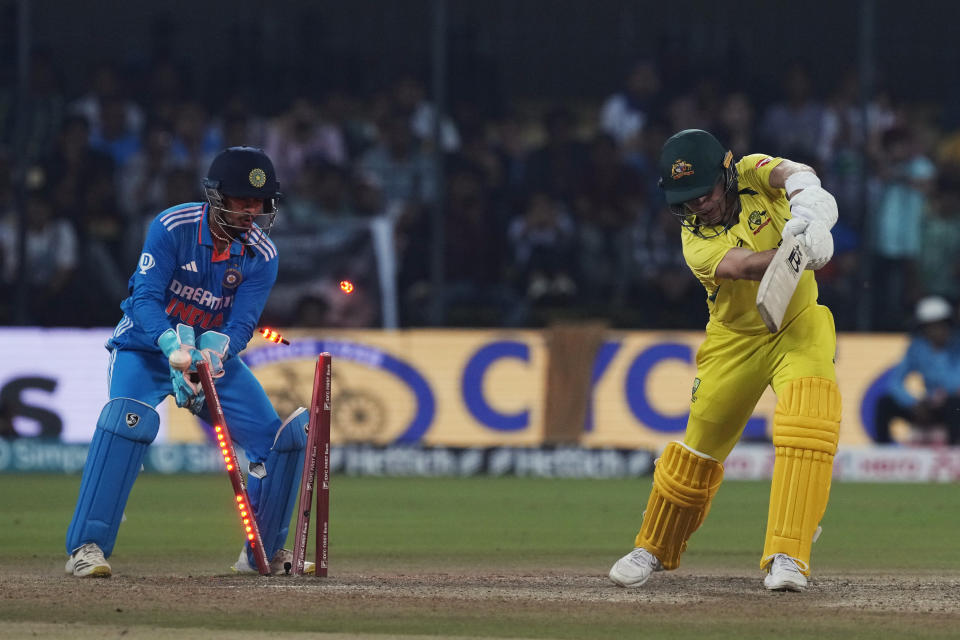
[2,565,959,639]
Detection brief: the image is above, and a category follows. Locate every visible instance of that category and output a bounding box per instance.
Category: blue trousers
[108,348,281,461]
[66,348,284,557]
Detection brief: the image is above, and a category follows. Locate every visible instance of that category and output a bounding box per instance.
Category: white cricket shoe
[764,553,807,591]
[65,543,111,578]
[608,547,663,588]
[231,547,316,575]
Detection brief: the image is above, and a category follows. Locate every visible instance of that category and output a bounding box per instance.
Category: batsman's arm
[715,247,778,282]
[769,159,816,196]
[771,160,839,233]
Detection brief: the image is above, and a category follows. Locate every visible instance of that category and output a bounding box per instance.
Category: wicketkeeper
[608,129,841,591]
[65,147,313,577]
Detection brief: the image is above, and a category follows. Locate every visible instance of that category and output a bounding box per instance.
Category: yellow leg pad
[634,442,724,570]
[762,377,841,575]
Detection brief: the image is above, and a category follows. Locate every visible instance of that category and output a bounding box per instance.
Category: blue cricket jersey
[107,202,279,357]
[886,333,960,408]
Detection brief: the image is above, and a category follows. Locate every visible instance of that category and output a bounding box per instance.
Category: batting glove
[795,220,834,270]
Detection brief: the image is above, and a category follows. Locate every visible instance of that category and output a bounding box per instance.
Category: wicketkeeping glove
[197,330,230,379]
[158,324,205,410]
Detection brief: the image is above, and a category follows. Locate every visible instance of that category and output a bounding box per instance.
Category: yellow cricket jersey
[681,154,818,334]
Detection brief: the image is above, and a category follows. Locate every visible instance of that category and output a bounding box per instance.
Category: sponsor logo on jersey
[138,252,156,275]
[180,261,198,272]
[691,377,701,402]
[755,156,773,168]
[168,279,234,310]
[249,168,267,188]
[671,159,694,180]
[223,268,243,289]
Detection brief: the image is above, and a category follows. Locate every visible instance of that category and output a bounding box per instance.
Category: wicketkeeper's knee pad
[66,398,160,556]
[247,407,308,560]
[634,441,724,570]
[762,377,841,575]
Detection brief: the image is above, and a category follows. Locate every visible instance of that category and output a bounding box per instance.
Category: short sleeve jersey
[680,154,819,334]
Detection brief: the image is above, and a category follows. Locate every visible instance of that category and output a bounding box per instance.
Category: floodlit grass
[1,474,958,639]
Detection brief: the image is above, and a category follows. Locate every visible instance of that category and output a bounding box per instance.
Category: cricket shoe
[608,547,663,588]
[65,543,112,578]
[764,553,807,592]
[231,548,315,575]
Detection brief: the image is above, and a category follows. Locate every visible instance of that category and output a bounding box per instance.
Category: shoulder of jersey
[158,203,204,233]
[246,225,278,262]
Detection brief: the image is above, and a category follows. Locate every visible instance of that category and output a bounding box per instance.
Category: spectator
[41,115,129,311]
[140,58,189,128]
[117,118,179,223]
[918,168,960,304]
[89,96,142,169]
[599,59,662,152]
[757,61,825,159]
[870,124,936,330]
[715,91,757,161]
[263,97,347,186]
[284,158,356,226]
[168,100,221,173]
[358,106,438,209]
[629,205,704,329]
[68,62,144,144]
[0,47,66,163]
[573,133,646,307]
[507,191,578,308]
[448,121,505,204]
[351,171,388,218]
[393,74,460,153]
[219,104,264,150]
[524,106,589,206]
[817,69,895,227]
[320,89,376,160]
[873,296,960,445]
[358,106,439,295]
[405,165,518,326]
[267,159,382,328]
[0,186,78,325]
[490,108,534,210]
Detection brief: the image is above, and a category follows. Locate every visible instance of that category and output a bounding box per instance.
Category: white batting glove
[795,220,834,270]
[788,184,839,229]
[782,216,808,239]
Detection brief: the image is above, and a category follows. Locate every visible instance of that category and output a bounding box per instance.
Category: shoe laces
[627,548,662,570]
[770,553,802,574]
[76,543,106,563]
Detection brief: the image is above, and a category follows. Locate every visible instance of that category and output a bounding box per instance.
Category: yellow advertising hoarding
[165,329,911,449]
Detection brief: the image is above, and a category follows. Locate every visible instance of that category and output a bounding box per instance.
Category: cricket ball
[169,350,192,371]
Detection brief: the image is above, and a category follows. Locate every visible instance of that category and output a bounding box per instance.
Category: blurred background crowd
[2,0,959,333]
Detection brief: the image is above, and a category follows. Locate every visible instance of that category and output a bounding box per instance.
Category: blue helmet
[202,146,281,244]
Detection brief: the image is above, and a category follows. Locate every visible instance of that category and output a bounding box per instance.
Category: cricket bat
[756,234,808,333]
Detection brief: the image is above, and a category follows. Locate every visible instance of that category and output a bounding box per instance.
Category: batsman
[608,129,841,592]
[64,147,313,577]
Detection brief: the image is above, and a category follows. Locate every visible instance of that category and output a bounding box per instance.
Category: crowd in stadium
[2,52,960,332]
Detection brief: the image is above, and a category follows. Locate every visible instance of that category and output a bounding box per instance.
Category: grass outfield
[1,474,958,639]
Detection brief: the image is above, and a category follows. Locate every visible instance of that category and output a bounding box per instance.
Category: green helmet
[658,129,739,235]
